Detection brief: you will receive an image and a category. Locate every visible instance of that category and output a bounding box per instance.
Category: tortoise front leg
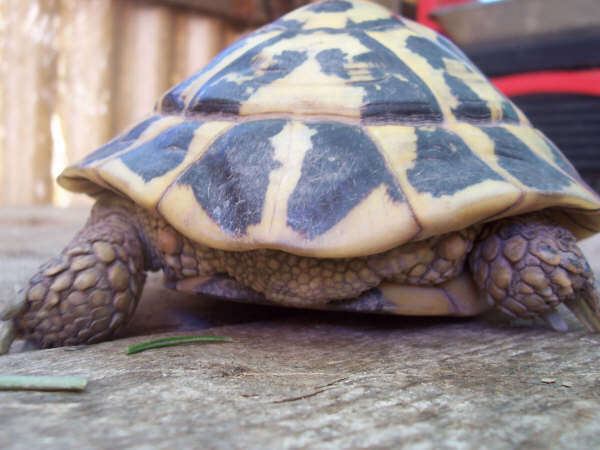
[0,199,148,352]
[469,214,600,332]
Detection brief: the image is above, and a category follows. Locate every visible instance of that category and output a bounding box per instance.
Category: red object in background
[416,0,600,100]
[491,69,600,97]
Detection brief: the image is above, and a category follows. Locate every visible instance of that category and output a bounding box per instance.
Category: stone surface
[1,206,600,449]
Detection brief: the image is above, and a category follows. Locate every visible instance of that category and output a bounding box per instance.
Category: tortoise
[2,0,600,352]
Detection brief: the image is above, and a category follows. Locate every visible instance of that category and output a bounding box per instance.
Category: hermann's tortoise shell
[58,0,600,258]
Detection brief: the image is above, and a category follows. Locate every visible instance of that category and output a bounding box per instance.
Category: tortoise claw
[564,280,600,333]
[0,320,16,355]
[0,293,25,322]
[0,293,25,355]
[541,310,569,332]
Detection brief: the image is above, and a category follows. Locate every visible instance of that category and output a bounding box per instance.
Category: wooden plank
[55,0,117,206]
[0,0,5,200]
[146,0,401,24]
[171,11,227,85]
[145,0,302,24]
[113,1,175,134]
[224,22,255,47]
[1,0,60,205]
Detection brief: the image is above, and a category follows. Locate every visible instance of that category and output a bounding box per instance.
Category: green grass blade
[126,335,232,355]
[0,375,87,391]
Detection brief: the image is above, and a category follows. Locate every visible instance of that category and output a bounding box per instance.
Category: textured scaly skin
[16,195,475,347]
[13,195,600,349]
[17,198,148,348]
[150,211,477,307]
[470,214,597,319]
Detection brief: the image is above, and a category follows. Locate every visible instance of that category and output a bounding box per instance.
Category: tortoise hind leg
[1,199,148,351]
[469,214,600,332]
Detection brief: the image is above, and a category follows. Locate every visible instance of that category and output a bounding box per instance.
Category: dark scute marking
[443,72,493,122]
[346,17,405,31]
[120,121,202,182]
[274,17,402,34]
[480,127,574,190]
[540,134,581,179]
[177,120,286,235]
[436,34,472,65]
[122,117,162,141]
[287,122,403,239]
[316,49,350,79]
[501,100,521,123]
[188,31,307,115]
[159,78,196,114]
[408,35,481,76]
[159,35,253,113]
[268,19,304,31]
[308,1,352,12]
[408,127,504,197]
[350,31,443,123]
[81,116,161,165]
[406,35,502,123]
[160,92,183,114]
[406,35,448,69]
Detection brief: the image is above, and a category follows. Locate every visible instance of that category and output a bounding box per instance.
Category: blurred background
[0,0,598,206]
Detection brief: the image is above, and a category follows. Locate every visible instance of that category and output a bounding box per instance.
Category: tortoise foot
[14,208,147,350]
[470,214,600,332]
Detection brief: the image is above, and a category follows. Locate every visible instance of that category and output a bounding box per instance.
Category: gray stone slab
[1,207,600,449]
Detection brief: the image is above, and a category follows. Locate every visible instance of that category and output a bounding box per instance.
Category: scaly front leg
[0,196,148,352]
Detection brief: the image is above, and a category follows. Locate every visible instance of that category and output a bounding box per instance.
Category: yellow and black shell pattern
[59,0,600,258]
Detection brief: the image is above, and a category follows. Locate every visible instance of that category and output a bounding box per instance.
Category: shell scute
[538,133,582,180]
[407,127,504,198]
[120,121,201,183]
[350,30,443,123]
[176,119,286,236]
[481,126,575,191]
[187,35,308,116]
[81,115,162,166]
[287,121,404,239]
[159,27,281,113]
[308,0,353,13]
